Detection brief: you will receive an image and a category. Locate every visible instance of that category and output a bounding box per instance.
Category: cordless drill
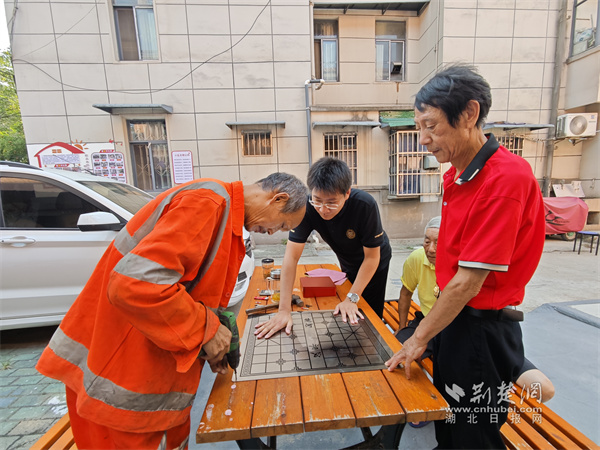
[218,309,240,381]
[198,309,240,381]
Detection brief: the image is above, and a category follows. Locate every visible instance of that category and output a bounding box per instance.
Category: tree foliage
[0,49,27,163]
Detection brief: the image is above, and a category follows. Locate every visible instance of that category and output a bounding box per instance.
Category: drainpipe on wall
[542,0,568,197]
[304,79,324,167]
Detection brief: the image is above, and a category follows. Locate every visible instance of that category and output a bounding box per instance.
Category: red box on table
[300,276,337,297]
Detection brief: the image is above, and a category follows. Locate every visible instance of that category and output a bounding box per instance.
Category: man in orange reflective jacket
[37,173,307,449]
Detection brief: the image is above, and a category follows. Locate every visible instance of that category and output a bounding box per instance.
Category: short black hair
[415,64,492,128]
[307,157,352,195]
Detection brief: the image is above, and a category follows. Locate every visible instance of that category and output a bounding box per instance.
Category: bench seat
[383,299,598,450]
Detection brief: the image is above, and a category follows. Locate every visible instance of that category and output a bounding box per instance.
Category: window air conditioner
[556,113,597,138]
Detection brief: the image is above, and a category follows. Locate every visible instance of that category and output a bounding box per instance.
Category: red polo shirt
[436,134,545,310]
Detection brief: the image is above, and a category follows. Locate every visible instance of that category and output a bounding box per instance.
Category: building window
[314,20,338,82]
[324,133,357,185]
[497,135,524,157]
[389,131,441,196]
[571,0,599,56]
[375,21,406,81]
[242,131,272,156]
[128,120,171,192]
[113,0,158,61]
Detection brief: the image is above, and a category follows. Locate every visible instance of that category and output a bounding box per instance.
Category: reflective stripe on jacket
[36,179,246,432]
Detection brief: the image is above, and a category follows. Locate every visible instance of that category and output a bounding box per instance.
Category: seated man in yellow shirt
[395,216,441,359]
[396,216,555,405]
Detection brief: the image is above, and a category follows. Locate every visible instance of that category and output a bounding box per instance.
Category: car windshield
[78,181,154,214]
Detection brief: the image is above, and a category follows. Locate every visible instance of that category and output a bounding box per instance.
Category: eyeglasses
[309,200,340,211]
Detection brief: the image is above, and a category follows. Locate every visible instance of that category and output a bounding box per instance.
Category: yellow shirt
[400,247,437,316]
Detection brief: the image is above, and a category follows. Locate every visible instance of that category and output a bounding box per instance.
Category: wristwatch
[346,293,360,303]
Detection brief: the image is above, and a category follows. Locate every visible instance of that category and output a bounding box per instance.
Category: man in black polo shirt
[255,157,392,339]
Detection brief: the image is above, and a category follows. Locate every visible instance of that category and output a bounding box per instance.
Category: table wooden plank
[250,267,305,439]
[342,371,406,427]
[296,264,357,433]
[301,373,356,432]
[334,272,449,423]
[196,373,256,443]
[250,377,304,438]
[311,265,409,427]
[196,267,264,444]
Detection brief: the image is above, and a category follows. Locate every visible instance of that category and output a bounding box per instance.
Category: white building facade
[4,0,599,238]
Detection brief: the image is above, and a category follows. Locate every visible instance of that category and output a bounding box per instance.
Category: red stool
[573,231,600,255]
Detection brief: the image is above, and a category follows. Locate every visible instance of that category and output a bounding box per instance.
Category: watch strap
[346,293,359,303]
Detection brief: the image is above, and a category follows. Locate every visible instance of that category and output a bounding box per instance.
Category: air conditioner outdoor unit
[556,113,597,138]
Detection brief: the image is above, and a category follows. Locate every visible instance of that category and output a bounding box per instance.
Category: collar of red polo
[455,133,499,185]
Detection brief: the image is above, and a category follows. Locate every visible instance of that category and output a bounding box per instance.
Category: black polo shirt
[289,189,392,278]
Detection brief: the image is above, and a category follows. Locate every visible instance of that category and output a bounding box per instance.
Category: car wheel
[560,231,577,241]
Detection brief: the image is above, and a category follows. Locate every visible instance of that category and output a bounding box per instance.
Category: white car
[0,162,253,330]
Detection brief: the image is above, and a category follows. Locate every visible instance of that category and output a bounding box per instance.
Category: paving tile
[11,394,52,408]
[11,367,40,377]
[0,385,18,396]
[0,436,19,450]
[8,418,55,436]
[2,407,18,421]
[9,376,42,386]
[0,420,18,435]
[44,402,69,418]
[9,406,50,421]
[0,396,17,408]
[9,433,44,450]
[8,351,43,362]
[0,348,17,357]
[9,384,46,396]
[0,376,17,387]
[43,382,66,394]
[10,358,38,369]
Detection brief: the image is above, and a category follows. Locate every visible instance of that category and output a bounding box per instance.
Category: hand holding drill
[199,310,240,379]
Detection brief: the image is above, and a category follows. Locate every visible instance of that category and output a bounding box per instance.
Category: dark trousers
[345,264,389,318]
[433,310,524,449]
[394,311,435,359]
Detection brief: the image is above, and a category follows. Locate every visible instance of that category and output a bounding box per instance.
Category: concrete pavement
[0,236,598,449]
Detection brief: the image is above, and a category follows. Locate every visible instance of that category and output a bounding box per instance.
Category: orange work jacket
[36,179,246,432]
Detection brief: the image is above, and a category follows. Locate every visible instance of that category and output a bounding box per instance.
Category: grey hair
[424,216,442,234]
[256,172,309,213]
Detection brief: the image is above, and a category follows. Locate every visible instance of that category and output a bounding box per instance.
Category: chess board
[237,310,394,381]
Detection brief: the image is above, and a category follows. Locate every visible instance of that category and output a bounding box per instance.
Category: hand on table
[385,335,427,379]
[334,299,364,325]
[254,310,293,339]
[200,324,231,374]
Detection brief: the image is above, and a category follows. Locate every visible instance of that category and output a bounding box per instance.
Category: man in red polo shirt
[385,65,545,449]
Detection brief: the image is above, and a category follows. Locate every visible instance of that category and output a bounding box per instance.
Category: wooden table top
[196,264,449,444]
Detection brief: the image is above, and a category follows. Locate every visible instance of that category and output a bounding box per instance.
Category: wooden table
[196,264,449,449]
